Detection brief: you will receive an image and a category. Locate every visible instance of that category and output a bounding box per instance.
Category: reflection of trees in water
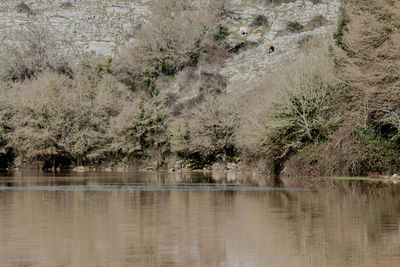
[0,190,234,266]
[1,186,400,266]
[266,187,400,266]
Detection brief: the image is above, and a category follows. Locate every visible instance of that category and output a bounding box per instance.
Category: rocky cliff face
[0,0,149,57]
[222,0,340,91]
[0,0,340,90]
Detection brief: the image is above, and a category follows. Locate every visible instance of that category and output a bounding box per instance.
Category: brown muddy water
[0,170,400,267]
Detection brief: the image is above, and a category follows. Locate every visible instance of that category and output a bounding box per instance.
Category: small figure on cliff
[266,43,275,53]
[240,26,249,35]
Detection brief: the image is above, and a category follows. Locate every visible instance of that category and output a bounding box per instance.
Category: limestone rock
[212,163,226,170]
[227,162,238,170]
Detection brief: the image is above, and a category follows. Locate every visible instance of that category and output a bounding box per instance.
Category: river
[0,170,399,266]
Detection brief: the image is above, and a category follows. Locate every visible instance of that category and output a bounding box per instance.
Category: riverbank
[3,167,400,191]
[1,0,400,179]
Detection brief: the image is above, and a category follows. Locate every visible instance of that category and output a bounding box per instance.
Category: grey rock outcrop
[0,0,341,96]
[220,0,340,92]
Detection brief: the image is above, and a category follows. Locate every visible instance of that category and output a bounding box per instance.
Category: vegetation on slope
[279,0,400,177]
[1,0,399,178]
[0,0,233,169]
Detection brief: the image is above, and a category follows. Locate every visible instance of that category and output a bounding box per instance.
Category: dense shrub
[170,95,240,168]
[250,14,269,27]
[0,25,73,82]
[276,20,304,36]
[306,15,327,29]
[112,0,229,95]
[352,124,400,175]
[283,121,400,177]
[214,25,229,41]
[0,98,13,168]
[330,0,400,175]
[287,21,304,32]
[2,68,168,168]
[5,72,120,167]
[239,46,340,175]
[109,100,170,167]
[113,15,216,93]
[333,7,350,52]
[281,0,400,177]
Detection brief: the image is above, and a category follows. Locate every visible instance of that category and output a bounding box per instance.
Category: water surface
[0,171,399,266]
